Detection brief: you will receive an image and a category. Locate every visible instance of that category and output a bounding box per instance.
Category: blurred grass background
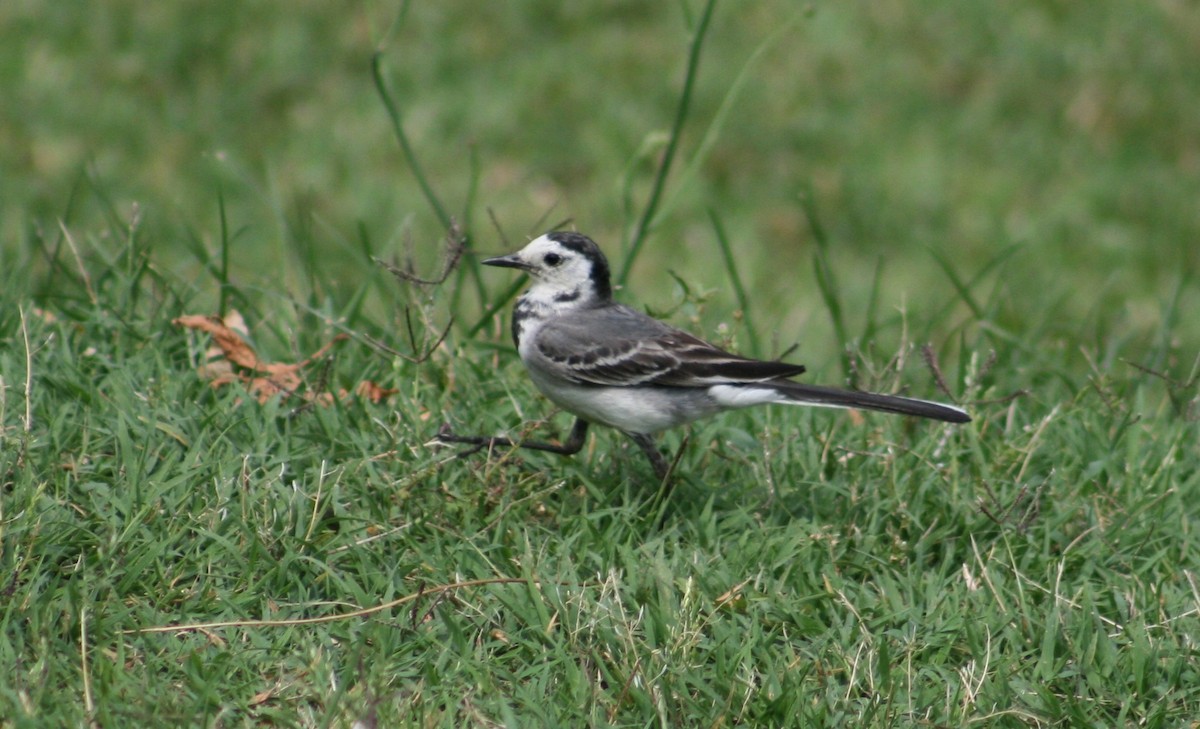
[3,1,1200,726]
[5,0,1197,357]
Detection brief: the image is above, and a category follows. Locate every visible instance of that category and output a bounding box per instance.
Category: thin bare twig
[617,0,719,285]
[486,208,511,251]
[374,224,466,286]
[285,352,340,419]
[19,306,33,433]
[359,313,455,365]
[122,576,596,635]
[972,389,1029,407]
[609,656,643,723]
[920,343,955,401]
[80,607,95,720]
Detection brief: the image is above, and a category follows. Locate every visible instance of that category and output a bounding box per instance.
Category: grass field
[3,1,1200,726]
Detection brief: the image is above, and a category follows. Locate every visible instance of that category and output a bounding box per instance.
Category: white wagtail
[438,231,970,480]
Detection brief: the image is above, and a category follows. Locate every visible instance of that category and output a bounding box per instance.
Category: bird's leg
[436,417,590,459]
[626,432,681,527]
[626,432,670,482]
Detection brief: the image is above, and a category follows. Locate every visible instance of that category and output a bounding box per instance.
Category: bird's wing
[533,305,805,387]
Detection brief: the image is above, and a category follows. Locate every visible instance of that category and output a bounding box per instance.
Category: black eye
[543,253,563,266]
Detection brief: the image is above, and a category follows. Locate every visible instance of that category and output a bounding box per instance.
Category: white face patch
[509,235,606,313]
[517,236,595,290]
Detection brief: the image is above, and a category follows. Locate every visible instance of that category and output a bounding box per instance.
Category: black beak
[482,253,531,270]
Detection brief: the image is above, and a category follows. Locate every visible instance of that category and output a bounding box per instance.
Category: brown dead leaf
[31,307,59,325]
[714,577,753,610]
[196,627,227,648]
[174,311,382,405]
[173,314,264,371]
[356,380,399,403]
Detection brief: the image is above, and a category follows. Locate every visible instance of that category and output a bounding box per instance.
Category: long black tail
[773,381,971,423]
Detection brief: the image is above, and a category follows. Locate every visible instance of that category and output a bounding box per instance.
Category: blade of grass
[468,278,528,339]
[618,132,670,238]
[180,225,254,320]
[617,0,718,286]
[30,173,84,302]
[1150,269,1192,372]
[288,203,322,309]
[927,246,984,319]
[356,221,407,322]
[707,209,760,356]
[799,186,851,381]
[217,187,231,317]
[83,162,127,238]
[861,255,885,350]
[926,241,1022,329]
[451,144,489,319]
[373,51,492,337]
[651,9,804,230]
[124,202,142,282]
[371,52,452,233]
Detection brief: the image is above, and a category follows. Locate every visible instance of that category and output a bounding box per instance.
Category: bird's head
[484,231,613,305]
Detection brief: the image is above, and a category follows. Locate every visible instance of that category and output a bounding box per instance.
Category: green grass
[3,1,1200,726]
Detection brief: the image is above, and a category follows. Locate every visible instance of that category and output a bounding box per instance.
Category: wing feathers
[528,305,970,423]
[536,319,805,388]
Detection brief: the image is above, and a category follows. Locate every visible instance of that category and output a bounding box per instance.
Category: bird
[437,231,970,480]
